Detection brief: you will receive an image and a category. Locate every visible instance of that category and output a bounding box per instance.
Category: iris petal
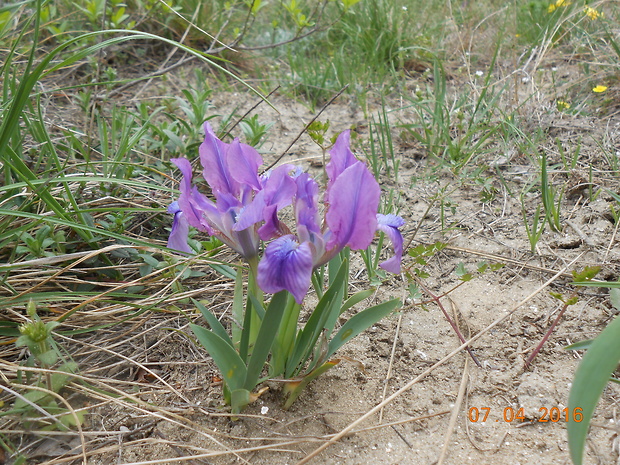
[232,190,267,232]
[171,157,215,234]
[295,173,320,237]
[326,162,380,250]
[264,164,297,209]
[199,122,238,196]
[376,214,405,273]
[257,236,313,304]
[233,164,297,237]
[325,130,358,190]
[167,202,192,254]
[257,205,279,240]
[228,138,263,191]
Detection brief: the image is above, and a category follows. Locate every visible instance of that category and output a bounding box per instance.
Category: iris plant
[169,123,404,412]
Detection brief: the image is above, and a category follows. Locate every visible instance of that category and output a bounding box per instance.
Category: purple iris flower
[167,123,288,259]
[257,131,405,303]
[168,126,405,304]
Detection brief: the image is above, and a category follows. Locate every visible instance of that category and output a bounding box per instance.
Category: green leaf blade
[568,313,620,465]
[190,324,246,392]
[340,289,375,313]
[285,261,348,377]
[327,298,401,359]
[244,291,288,390]
[192,298,232,347]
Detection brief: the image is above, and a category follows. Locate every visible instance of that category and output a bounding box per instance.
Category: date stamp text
[468,407,583,423]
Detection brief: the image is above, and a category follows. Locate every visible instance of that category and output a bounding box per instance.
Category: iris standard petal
[257,235,313,304]
[263,164,297,209]
[326,162,380,250]
[295,173,321,237]
[199,122,238,196]
[257,204,290,240]
[227,138,263,191]
[233,190,267,232]
[325,130,358,189]
[376,213,405,274]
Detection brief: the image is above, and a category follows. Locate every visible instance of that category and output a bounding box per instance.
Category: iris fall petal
[376,213,405,273]
[167,202,192,254]
[257,236,313,304]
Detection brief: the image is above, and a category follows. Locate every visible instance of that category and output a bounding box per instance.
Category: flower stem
[247,256,263,349]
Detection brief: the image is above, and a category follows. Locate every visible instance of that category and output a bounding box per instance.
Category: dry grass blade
[54,333,189,401]
[437,298,471,465]
[437,356,469,465]
[296,252,585,465]
[443,244,574,278]
[0,250,131,271]
[4,244,154,303]
[46,412,452,465]
[378,310,403,424]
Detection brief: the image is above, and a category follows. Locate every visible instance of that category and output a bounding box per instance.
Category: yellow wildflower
[592,85,608,93]
[549,0,568,13]
[584,6,602,20]
[556,100,570,111]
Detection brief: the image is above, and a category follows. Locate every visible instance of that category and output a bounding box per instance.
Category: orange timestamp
[468,407,583,423]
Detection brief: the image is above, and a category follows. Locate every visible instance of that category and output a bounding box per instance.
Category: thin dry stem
[263,85,350,173]
[378,310,403,424]
[437,355,469,465]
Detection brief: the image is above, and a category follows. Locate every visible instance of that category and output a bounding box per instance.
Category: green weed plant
[4,301,81,430]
